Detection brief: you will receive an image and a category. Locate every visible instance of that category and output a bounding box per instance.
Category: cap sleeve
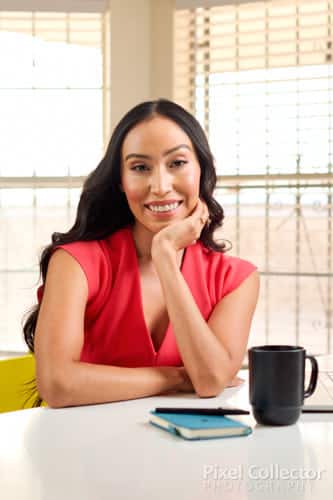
[216,255,258,301]
[37,240,109,309]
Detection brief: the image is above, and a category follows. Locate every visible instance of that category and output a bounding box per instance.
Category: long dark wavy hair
[23,98,229,359]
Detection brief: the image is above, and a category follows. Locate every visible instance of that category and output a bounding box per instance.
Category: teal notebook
[149,410,252,441]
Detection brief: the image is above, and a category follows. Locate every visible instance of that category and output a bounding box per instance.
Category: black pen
[302,409,333,413]
[154,407,250,416]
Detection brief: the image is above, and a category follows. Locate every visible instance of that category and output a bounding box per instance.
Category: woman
[23,99,260,408]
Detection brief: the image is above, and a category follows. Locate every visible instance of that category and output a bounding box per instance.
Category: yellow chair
[0,353,43,412]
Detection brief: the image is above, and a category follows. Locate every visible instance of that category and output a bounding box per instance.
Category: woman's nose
[150,166,172,194]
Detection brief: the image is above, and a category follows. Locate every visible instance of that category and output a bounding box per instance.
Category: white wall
[110,0,174,129]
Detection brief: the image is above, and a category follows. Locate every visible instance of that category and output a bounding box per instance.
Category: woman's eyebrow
[124,144,192,162]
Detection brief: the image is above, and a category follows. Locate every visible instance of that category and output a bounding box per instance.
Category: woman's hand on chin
[151,198,209,260]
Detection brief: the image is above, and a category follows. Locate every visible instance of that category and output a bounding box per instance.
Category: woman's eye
[171,160,187,168]
[131,164,148,172]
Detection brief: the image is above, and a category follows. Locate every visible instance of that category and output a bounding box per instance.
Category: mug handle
[304,355,319,398]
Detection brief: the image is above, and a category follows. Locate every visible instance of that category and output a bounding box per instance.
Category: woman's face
[120,115,201,234]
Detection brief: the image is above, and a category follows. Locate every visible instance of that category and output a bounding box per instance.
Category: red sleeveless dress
[37,226,257,367]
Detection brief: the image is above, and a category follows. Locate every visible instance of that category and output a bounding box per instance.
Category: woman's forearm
[152,245,233,397]
[37,362,185,408]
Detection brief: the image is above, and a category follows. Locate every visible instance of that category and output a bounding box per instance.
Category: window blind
[175,0,333,120]
[0,1,108,13]
[0,11,106,49]
[0,7,110,350]
[0,10,111,176]
[174,0,333,353]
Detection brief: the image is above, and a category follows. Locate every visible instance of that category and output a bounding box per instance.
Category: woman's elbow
[36,370,71,408]
[194,375,226,398]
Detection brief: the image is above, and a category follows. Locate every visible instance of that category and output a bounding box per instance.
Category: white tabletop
[0,373,332,500]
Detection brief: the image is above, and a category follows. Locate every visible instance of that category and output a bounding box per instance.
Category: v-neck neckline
[125,226,188,357]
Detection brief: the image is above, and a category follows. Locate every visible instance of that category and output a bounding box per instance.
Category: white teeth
[148,202,180,213]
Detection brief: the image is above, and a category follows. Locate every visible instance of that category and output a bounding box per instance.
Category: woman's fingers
[192,199,209,228]
[152,198,210,254]
[226,376,245,388]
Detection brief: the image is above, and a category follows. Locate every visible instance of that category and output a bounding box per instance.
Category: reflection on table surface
[0,371,332,500]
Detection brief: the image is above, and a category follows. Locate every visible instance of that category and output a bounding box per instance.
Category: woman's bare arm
[34,250,188,408]
[150,200,260,398]
[152,243,260,398]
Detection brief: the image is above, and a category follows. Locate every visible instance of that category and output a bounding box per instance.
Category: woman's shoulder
[197,240,256,269]
[53,227,128,274]
[195,241,258,299]
[54,226,131,256]
[54,238,104,254]
[41,228,129,300]
[52,239,108,273]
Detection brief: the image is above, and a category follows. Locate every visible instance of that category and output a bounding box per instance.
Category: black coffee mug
[248,345,318,426]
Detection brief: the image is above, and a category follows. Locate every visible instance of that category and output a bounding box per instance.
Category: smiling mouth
[145,201,183,213]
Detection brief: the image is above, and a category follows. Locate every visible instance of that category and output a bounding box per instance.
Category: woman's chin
[135,219,168,234]
[148,221,172,232]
